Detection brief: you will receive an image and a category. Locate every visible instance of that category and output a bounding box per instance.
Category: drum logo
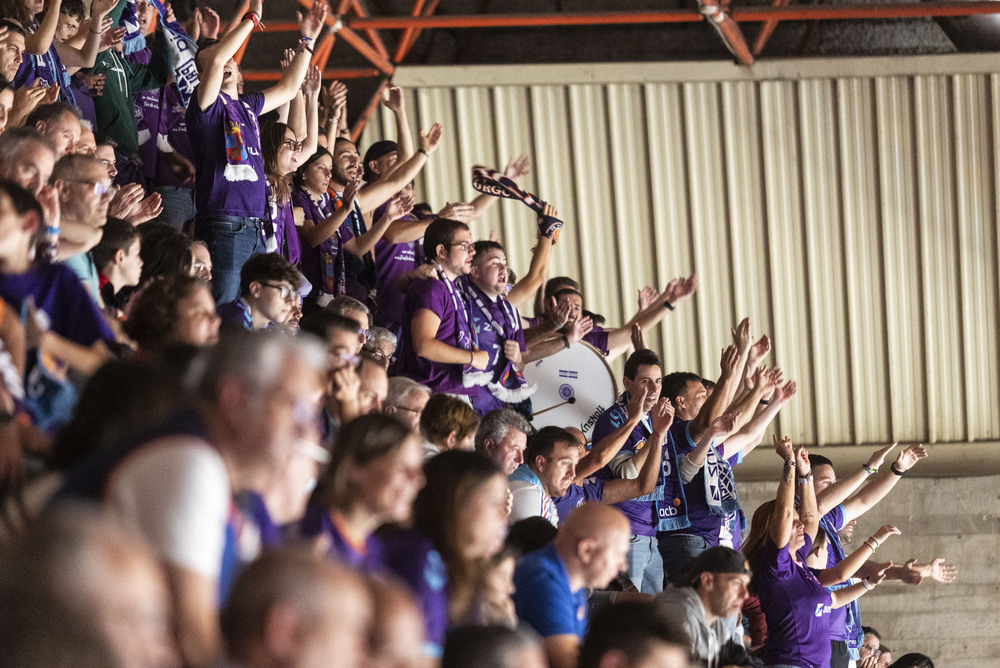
[558,384,574,400]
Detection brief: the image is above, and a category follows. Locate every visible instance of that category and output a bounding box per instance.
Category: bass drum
[521,341,618,440]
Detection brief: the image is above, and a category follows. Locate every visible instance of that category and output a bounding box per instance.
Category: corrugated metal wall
[359,56,1000,449]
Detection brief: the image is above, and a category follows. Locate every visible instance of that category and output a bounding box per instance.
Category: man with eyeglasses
[51,154,114,301]
[397,218,488,399]
[217,252,301,332]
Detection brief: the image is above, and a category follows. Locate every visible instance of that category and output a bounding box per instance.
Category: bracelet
[242,11,263,30]
[868,535,881,548]
[890,463,904,476]
[797,473,814,485]
[759,398,771,406]
[863,540,877,553]
[469,350,474,365]
[300,35,314,43]
[863,463,878,475]
[90,28,102,34]
[784,459,795,468]
[663,300,675,311]
[861,577,875,591]
[417,148,429,157]
[44,225,59,235]
[561,334,570,350]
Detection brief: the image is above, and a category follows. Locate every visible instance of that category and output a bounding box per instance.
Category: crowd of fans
[0,0,960,667]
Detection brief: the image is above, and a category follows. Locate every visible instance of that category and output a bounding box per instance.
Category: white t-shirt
[105,437,230,578]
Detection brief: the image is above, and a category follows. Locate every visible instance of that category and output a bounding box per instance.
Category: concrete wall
[738,474,1000,667]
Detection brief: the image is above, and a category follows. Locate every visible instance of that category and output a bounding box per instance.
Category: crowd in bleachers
[0,1,959,667]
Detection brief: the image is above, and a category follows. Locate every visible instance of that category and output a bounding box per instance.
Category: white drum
[521,342,618,439]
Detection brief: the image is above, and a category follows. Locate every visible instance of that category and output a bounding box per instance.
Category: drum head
[521,341,618,439]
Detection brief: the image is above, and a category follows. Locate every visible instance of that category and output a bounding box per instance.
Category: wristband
[869,535,881,548]
[300,35,314,43]
[90,29,102,34]
[663,300,674,311]
[561,334,570,350]
[784,459,795,468]
[861,577,875,591]
[243,11,263,30]
[890,463,904,476]
[863,540,876,553]
[759,398,771,406]
[863,463,878,475]
[418,148,429,157]
[469,350,474,365]
[44,225,60,235]
[797,473,813,485]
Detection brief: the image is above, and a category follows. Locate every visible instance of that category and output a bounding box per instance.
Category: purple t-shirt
[135,88,161,180]
[217,300,253,330]
[398,277,473,395]
[583,324,610,355]
[271,198,301,266]
[186,89,266,217]
[373,213,423,330]
[757,534,833,668]
[381,528,449,658]
[153,83,196,189]
[552,478,604,523]
[460,276,526,372]
[0,263,113,346]
[69,75,99,131]
[298,505,385,574]
[292,188,338,297]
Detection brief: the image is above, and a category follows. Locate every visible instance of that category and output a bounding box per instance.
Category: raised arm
[573,388,646,482]
[769,435,798,550]
[357,123,442,213]
[817,525,899,587]
[682,412,739,471]
[196,0,260,110]
[344,190,414,257]
[260,1,326,114]
[840,444,927,523]
[796,444,819,541]
[601,398,674,504]
[299,65,321,159]
[689,343,742,442]
[721,380,797,459]
[53,0,116,68]
[829,562,890,608]
[508,205,556,309]
[25,0,63,55]
[603,274,697,358]
[815,442,898,516]
[382,84,413,161]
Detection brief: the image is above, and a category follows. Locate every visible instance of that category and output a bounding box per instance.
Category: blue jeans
[195,215,265,304]
[659,532,712,585]
[155,185,197,230]
[625,534,663,594]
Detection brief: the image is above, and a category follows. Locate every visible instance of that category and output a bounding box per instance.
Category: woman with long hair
[300,413,424,571]
[382,449,510,660]
[743,436,888,668]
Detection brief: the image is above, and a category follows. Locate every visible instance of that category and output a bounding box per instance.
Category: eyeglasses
[388,404,421,415]
[63,178,114,196]
[363,347,396,366]
[282,139,305,152]
[448,241,475,252]
[329,349,361,367]
[260,282,296,302]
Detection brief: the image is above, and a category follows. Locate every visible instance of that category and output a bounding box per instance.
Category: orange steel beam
[349,0,391,61]
[753,0,793,56]
[393,0,427,63]
[352,79,390,142]
[349,3,1000,29]
[338,27,396,75]
[393,0,441,64]
[241,68,383,81]
[313,31,336,70]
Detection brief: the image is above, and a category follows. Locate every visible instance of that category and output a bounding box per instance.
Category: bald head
[554,503,631,590]
[368,578,425,668]
[222,550,372,668]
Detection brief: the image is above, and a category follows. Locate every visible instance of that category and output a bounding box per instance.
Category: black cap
[362,140,398,182]
[675,547,751,587]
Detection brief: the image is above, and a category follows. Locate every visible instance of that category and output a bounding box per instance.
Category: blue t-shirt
[552,478,604,523]
[757,534,833,668]
[512,544,588,639]
[217,299,253,330]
